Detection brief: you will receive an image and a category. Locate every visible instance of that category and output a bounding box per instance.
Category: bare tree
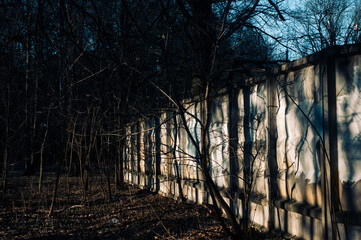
[288,0,361,55]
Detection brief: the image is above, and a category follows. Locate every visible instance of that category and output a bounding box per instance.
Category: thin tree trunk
[25,73,39,176]
[24,39,30,173]
[176,85,242,238]
[172,113,185,202]
[105,135,112,202]
[66,117,77,193]
[2,79,11,194]
[2,129,8,194]
[48,164,61,217]
[202,89,242,237]
[39,102,52,193]
[79,121,86,202]
[24,0,31,169]
[114,109,120,192]
[106,160,112,202]
[118,137,124,186]
[98,134,112,202]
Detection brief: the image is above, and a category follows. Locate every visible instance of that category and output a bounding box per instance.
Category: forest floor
[0,174,290,240]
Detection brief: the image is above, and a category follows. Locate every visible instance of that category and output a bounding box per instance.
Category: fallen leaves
[0,175,288,240]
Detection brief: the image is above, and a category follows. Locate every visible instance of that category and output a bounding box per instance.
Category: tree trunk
[2,79,11,194]
[172,113,185,202]
[202,88,242,238]
[117,137,125,188]
[48,164,61,217]
[39,102,52,193]
[189,0,213,95]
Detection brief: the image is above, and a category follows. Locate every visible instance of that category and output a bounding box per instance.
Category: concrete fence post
[267,76,278,231]
[322,52,339,239]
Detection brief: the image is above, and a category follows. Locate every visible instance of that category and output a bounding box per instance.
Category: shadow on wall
[336,56,361,213]
[276,65,322,207]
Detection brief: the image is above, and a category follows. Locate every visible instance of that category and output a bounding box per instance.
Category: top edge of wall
[272,43,361,76]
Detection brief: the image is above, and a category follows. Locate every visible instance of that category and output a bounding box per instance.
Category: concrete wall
[123,45,361,240]
[336,56,361,213]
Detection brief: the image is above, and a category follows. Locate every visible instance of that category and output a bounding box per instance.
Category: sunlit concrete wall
[336,55,361,217]
[123,44,361,240]
[138,120,146,188]
[235,84,269,227]
[274,64,323,239]
[209,95,228,189]
[124,124,131,182]
[276,65,323,206]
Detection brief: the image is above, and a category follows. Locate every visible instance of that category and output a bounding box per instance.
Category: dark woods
[0,0,282,187]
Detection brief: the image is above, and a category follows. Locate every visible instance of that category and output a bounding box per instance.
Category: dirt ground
[0,174,287,240]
